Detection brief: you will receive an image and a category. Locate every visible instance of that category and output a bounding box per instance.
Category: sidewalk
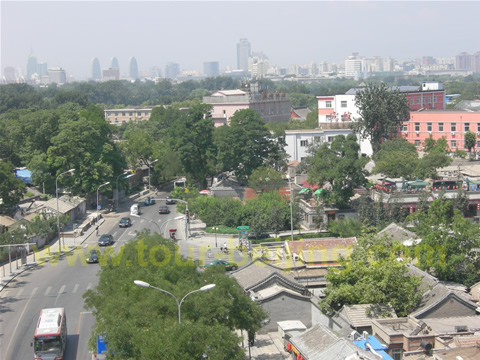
[0,216,104,293]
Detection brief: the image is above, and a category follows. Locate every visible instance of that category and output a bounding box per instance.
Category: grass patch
[204,225,239,234]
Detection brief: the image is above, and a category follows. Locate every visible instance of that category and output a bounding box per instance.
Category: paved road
[0,190,252,359]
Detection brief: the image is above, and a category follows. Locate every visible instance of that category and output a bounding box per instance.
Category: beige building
[104,106,159,125]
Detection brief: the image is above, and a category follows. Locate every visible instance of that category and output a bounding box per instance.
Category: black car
[119,217,132,228]
[98,234,114,246]
[87,249,99,263]
[159,205,170,214]
[165,195,176,205]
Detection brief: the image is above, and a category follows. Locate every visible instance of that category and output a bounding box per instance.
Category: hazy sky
[2,1,480,80]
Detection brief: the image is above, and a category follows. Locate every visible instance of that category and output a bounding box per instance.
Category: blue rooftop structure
[353,335,394,360]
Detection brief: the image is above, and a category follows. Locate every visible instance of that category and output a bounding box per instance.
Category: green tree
[308,134,368,207]
[215,109,279,183]
[464,130,476,155]
[0,161,26,208]
[318,233,422,317]
[423,136,449,153]
[414,152,452,179]
[168,104,216,189]
[352,82,410,155]
[373,137,418,178]
[248,167,285,192]
[83,232,267,360]
[407,199,480,286]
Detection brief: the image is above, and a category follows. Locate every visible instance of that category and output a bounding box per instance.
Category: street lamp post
[56,168,75,250]
[134,280,215,324]
[96,181,110,224]
[147,159,158,191]
[287,174,294,242]
[116,171,134,212]
[160,215,186,238]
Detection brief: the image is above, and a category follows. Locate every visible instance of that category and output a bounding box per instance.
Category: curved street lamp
[56,168,75,250]
[130,213,162,234]
[134,280,215,324]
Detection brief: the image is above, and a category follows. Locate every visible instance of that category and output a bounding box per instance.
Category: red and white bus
[33,307,67,360]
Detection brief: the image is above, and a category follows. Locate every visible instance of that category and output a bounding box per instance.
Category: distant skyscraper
[237,38,251,71]
[110,57,119,69]
[48,68,67,84]
[91,57,101,80]
[165,62,180,79]
[3,66,16,82]
[455,52,471,70]
[203,62,219,77]
[129,57,139,79]
[27,54,37,79]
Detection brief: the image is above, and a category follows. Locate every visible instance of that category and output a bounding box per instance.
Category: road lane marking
[16,287,24,298]
[4,287,37,359]
[54,285,66,305]
[44,286,52,296]
[112,231,118,237]
[86,283,92,291]
[72,284,79,294]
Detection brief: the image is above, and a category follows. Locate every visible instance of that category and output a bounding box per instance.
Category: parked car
[98,234,114,246]
[165,195,176,205]
[144,196,155,206]
[87,249,99,264]
[119,217,132,228]
[159,205,170,214]
[203,259,238,272]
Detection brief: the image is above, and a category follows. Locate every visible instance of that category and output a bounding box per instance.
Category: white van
[130,204,140,216]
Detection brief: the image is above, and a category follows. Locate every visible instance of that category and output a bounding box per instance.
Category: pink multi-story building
[203,89,291,126]
[404,110,480,151]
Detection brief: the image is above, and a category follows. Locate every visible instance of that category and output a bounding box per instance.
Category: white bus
[32,307,67,360]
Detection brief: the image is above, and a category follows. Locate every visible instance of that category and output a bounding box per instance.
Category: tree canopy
[83,232,267,360]
[318,231,423,317]
[352,82,410,155]
[308,134,368,207]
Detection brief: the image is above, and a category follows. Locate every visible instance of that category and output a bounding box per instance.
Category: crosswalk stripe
[86,283,92,291]
[72,284,79,293]
[58,285,66,294]
[44,286,52,296]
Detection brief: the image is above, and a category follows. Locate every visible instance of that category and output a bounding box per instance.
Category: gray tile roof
[230,259,299,291]
[377,223,416,243]
[342,304,398,328]
[43,198,77,214]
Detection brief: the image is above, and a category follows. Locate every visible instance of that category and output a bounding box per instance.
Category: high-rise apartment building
[91,57,101,80]
[345,55,365,79]
[165,62,180,79]
[237,38,251,71]
[203,62,219,77]
[455,52,472,70]
[129,57,139,79]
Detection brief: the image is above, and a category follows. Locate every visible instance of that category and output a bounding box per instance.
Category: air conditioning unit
[476,132,480,136]
[415,131,420,135]
[451,131,456,136]
[428,131,432,135]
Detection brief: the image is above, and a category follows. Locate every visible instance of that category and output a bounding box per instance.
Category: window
[129,112,133,116]
[451,123,456,131]
[415,123,420,131]
[327,136,334,142]
[477,140,480,148]
[325,101,332,108]
[341,101,347,108]
[402,125,408,132]
[410,98,414,105]
[415,140,420,146]
[416,97,420,104]
[341,114,349,121]
[439,123,444,131]
[392,349,402,360]
[477,123,480,132]
[465,123,470,131]
[326,115,332,121]
[137,112,141,116]
[115,112,119,116]
[451,140,457,148]
[434,96,437,103]
[122,112,126,116]
[427,123,432,132]
[427,97,431,104]
[300,140,308,147]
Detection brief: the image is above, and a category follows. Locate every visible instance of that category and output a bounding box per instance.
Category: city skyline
[2,1,480,80]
